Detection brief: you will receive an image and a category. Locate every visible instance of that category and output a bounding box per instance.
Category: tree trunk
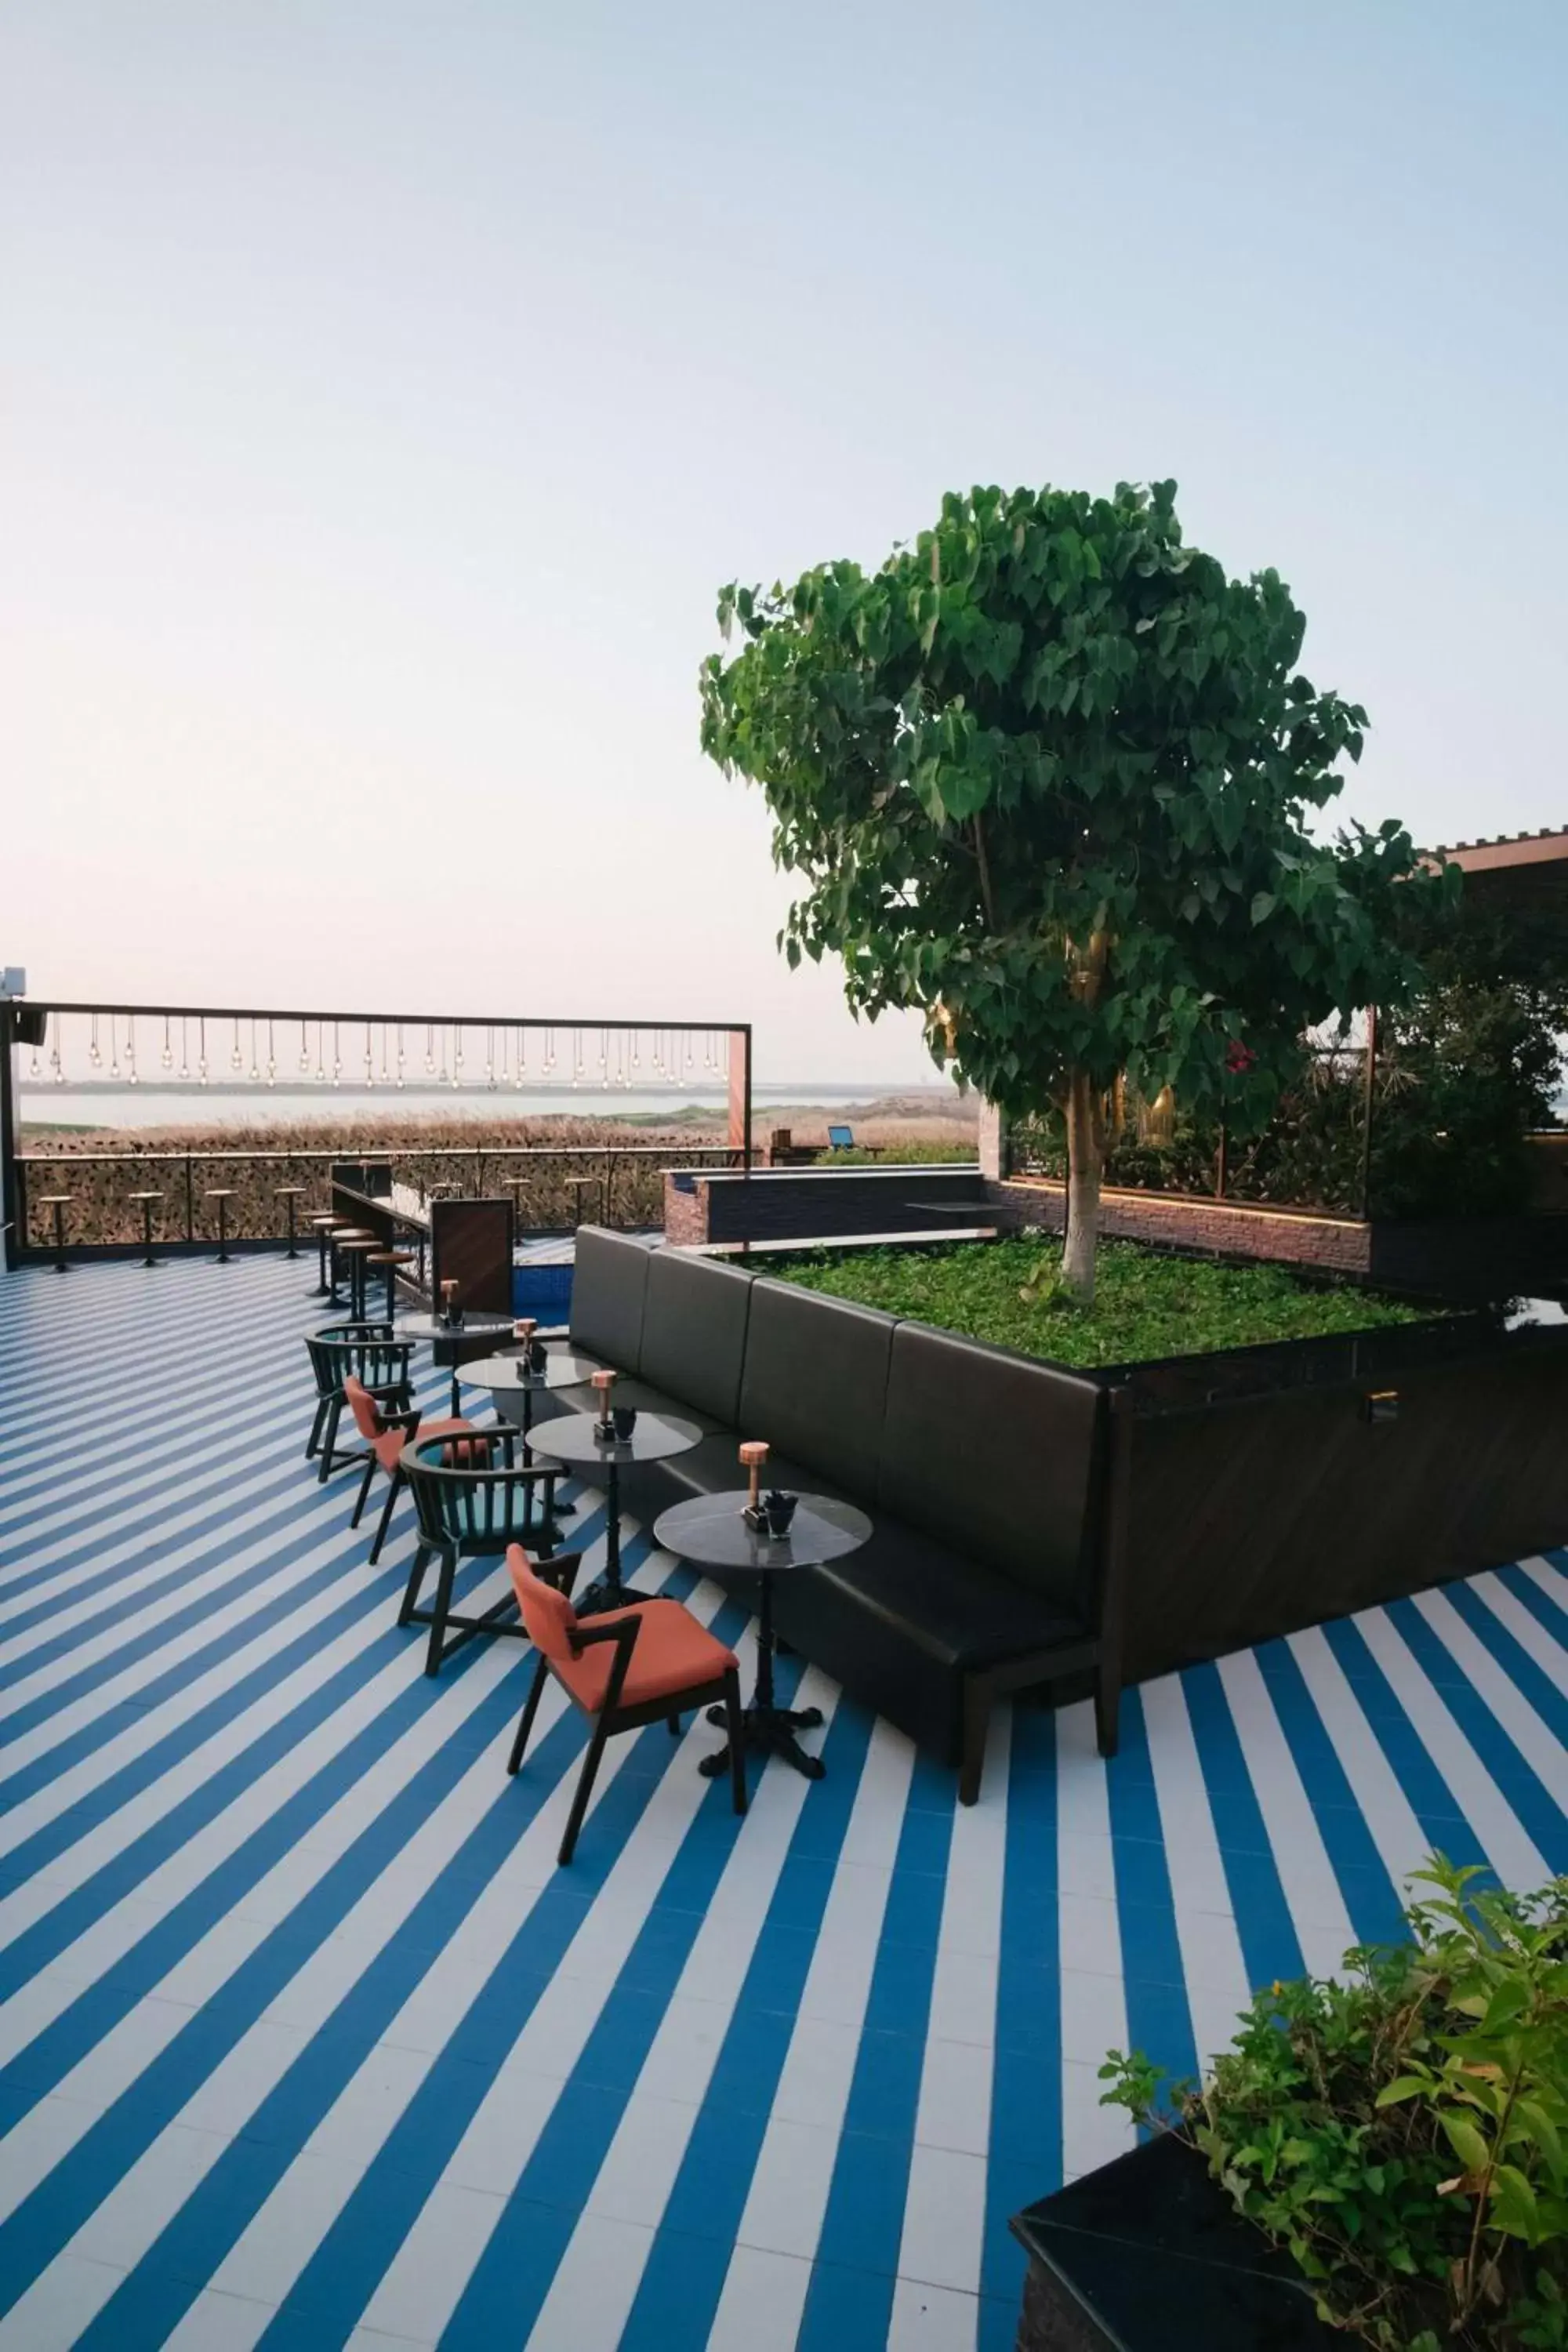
[1062,1068,1106,1304]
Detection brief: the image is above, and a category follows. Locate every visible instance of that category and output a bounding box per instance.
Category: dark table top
[400,1312,517,1345]
[459,1347,597,1394]
[534,1409,703,1470]
[653,1490,873,1573]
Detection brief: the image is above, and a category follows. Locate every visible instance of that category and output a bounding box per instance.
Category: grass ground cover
[771,1236,1437,1368]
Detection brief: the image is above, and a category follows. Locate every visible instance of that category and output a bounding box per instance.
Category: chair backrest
[826,1124,855,1149]
[506,1544,578,1662]
[405,1439,527,1548]
[303,1327,412,1400]
[342,1374,382,1443]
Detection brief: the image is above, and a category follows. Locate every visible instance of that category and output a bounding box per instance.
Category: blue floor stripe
[1181,1660,1304,1989]
[1252,1638,1406,1945]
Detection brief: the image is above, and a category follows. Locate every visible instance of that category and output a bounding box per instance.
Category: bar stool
[128,1190,163,1268]
[327,1225,371,1308]
[35,1194,72,1272]
[367,1248,416,1323]
[338,1236,378,1321]
[308,1213,338,1298]
[205,1187,237,1265]
[565,1174,603,1228]
[274,1185,307,1259]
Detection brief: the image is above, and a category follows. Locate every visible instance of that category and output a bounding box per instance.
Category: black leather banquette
[536,1229,1120,1801]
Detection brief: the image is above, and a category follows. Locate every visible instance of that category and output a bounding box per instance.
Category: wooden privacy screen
[430,1196,514,1316]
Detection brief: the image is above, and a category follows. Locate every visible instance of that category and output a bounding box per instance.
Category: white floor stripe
[185,1569,740,2351]
[1413,1586,1568,1807]
[1139,1674,1253,2067]
[1352,1606,1548,1890]
[700,1712,921,2352]
[361,1661,835,2351]
[1054,1700,1134,2183]
[1214,1650,1355,1980]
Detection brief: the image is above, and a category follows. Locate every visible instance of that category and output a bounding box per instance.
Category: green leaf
[1374,2076,1430,2107]
[1250,891,1276,926]
[1439,2110,1490,2176]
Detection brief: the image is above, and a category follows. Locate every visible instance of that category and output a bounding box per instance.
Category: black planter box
[1010,2132,1340,2350]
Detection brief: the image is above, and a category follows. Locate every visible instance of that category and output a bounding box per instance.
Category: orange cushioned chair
[505,1543,746,1865]
[341,1374,479,1565]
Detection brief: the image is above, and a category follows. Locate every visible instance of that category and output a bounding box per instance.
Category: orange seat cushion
[552,1599,738,1715]
[372,1413,476,1474]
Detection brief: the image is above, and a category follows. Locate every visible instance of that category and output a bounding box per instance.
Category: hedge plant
[1100,1857,1568,2350]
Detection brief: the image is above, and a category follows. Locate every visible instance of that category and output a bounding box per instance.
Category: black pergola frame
[0,997,753,1272]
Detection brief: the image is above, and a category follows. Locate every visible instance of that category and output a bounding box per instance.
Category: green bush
[811,1142,977,1166]
[1100,1857,1568,2350]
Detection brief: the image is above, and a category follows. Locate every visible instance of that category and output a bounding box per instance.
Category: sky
[2,1,1566,1084]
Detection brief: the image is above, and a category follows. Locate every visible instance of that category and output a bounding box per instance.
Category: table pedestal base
[699,1700,825,1781]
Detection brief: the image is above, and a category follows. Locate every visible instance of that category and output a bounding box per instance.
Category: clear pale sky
[3,2,1564,1083]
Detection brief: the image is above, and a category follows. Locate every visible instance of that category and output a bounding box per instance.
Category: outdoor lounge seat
[504,1543,746,1865]
[554,1229,1119,1797]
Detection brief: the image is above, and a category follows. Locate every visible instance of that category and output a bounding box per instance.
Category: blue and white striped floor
[0,1254,1564,2350]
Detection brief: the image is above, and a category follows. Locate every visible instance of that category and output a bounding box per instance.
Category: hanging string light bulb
[230,1018,243,1073]
[50,1022,64,1083]
[425,1024,436,1077]
[27,1034,41,1082]
[109,1023,121,1080]
[514,1025,526,1087]
[179,1018,190,1082]
[162,1015,174,1073]
[453,1027,465,1086]
[249,1018,260,1083]
[125,1017,138,1086]
[314,1022,325,1083]
[631,1031,641,1071]
[379,1025,390,1087]
[198,1016,209,1085]
[485,1026,495,1087]
[332,1022,342,1083]
[396,1024,405,1088]
[543,1027,556,1076]
[364,1021,375,1088]
[438,1027,449,1086]
[267,1018,277,1087]
[89,1013,102,1069]
[299,1019,310,1076]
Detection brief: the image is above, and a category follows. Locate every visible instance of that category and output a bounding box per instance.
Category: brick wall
[662,1174,710,1248]
[986,1176,1374,1274]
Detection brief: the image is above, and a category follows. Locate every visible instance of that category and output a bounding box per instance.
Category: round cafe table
[401,1312,518,1416]
[457,1345,599,1530]
[652,1491,872,1783]
[532,1410,702,1615]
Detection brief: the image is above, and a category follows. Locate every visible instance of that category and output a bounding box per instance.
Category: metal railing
[14,1143,744,1254]
[1,994,753,1269]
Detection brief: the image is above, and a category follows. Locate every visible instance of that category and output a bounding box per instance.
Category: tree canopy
[701,478,1447,1294]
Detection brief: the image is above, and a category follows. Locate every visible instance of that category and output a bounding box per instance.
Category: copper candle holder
[591,1367,617,1431]
[440,1279,459,1328]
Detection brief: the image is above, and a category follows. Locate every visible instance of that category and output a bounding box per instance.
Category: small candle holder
[739,1439,770,1530]
[591,1367,617,1436]
[440,1279,459,1330]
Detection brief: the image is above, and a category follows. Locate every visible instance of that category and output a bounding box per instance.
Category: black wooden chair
[400,1432,565,1675]
[303,1324,414,1483]
[505,1544,746,1865]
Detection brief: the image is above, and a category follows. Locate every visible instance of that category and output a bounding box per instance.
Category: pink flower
[1225,1040,1256,1075]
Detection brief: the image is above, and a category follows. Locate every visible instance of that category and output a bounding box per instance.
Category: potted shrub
[1011,1857,1568,2351]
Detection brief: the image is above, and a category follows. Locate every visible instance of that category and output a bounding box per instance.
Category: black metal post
[0,1004,20,1274]
[1359,1004,1379,1221]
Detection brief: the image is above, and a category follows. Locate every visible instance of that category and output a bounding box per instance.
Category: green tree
[700,478,1446,1298]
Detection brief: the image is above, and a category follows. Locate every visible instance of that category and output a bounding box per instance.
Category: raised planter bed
[1011,2133,1339,2350]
